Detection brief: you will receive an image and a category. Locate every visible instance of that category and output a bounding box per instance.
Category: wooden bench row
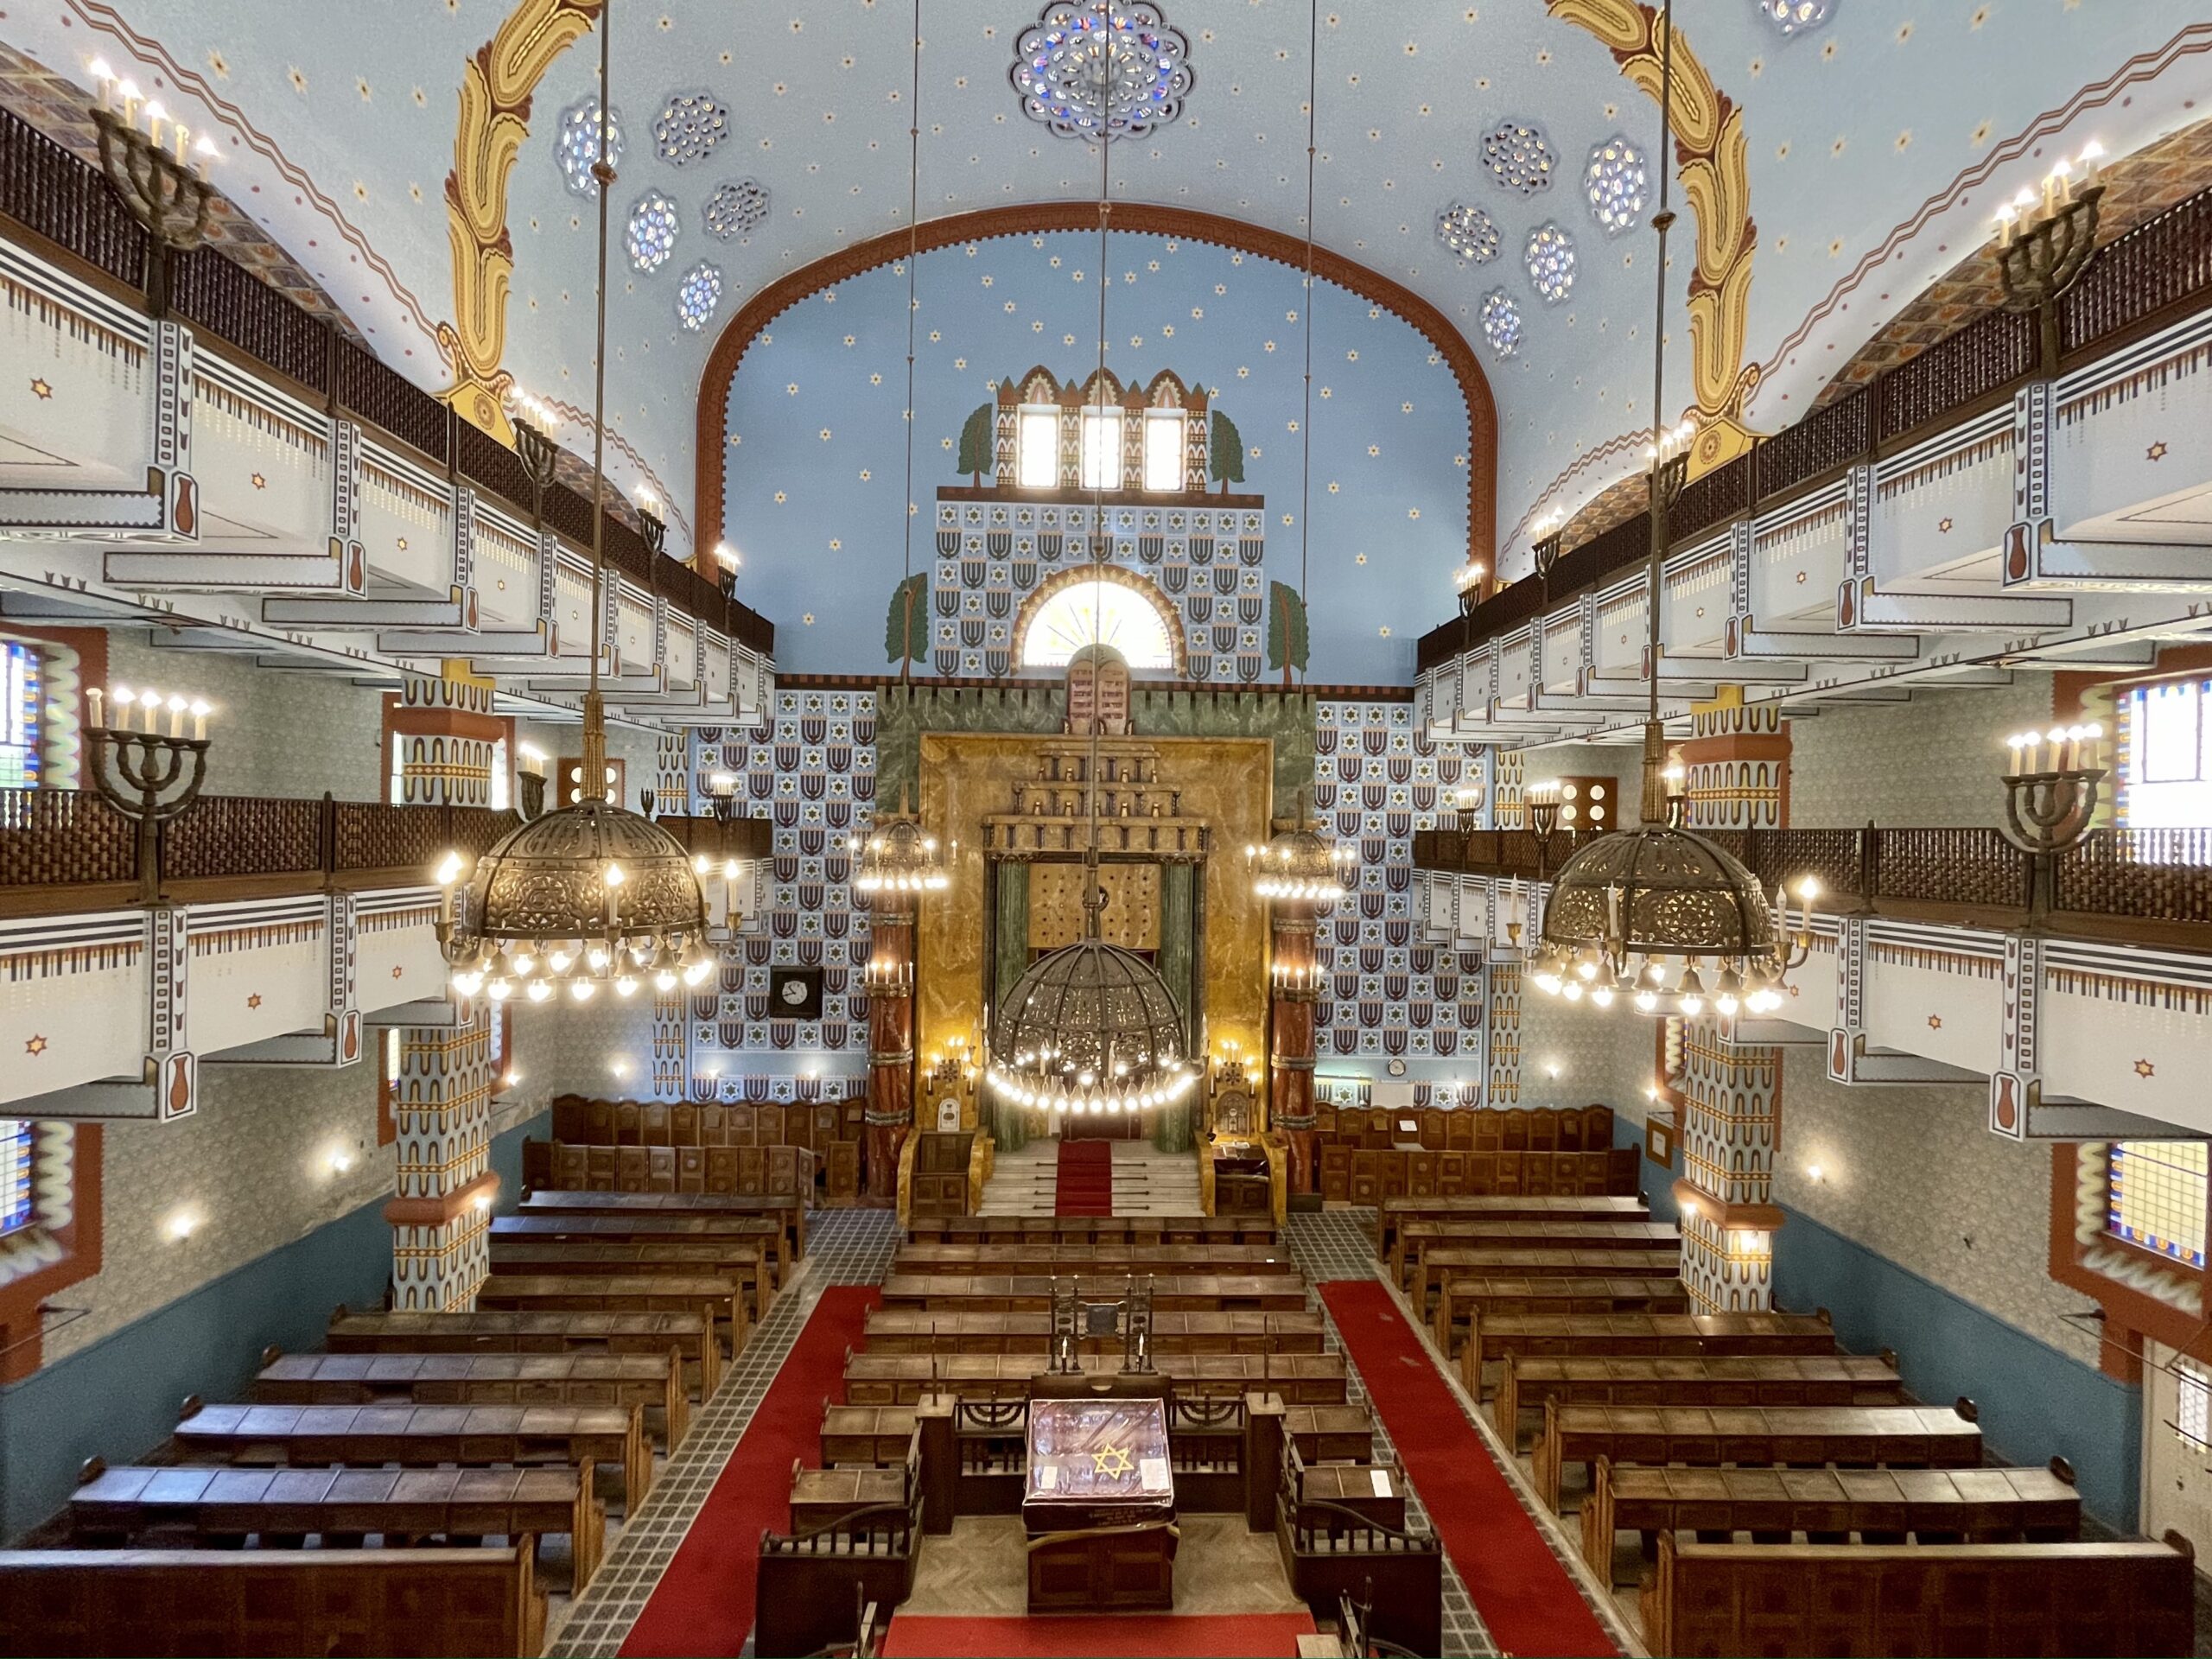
[492,1211,789,1284]
[255,1348,689,1447]
[551,1093,861,1151]
[489,1238,776,1319]
[906,1214,1276,1246]
[1433,1274,1689,1344]
[1402,1226,1681,1300]
[821,1400,1378,1471]
[172,1399,655,1516]
[519,1187,808,1258]
[528,1140,838,1205]
[1315,1102,1612,1148]
[1321,1144,1638,1207]
[890,1241,1293,1276]
[1493,1351,1906,1450]
[841,1351,1351,1406]
[0,1548,545,1658]
[861,1307,1325,1356]
[875,1273,1307,1313]
[1374,1192,1650,1260]
[329,1307,722,1399]
[475,1272,751,1353]
[1460,1308,1839,1391]
[67,1461,604,1593]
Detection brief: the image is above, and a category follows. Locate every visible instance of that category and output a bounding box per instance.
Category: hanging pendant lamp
[435,0,713,1007]
[1527,0,1808,1022]
[985,38,1195,1125]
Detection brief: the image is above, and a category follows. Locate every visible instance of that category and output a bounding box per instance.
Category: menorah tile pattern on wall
[1312,701,1484,1063]
[686,690,877,1078]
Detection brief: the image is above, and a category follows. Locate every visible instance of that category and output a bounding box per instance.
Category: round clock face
[1387,1058,1408,1077]
[779,979,809,1006]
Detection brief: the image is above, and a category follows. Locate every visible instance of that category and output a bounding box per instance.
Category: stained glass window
[705,179,771,241]
[1525,223,1577,302]
[653,92,731,167]
[677,261,725,332]
[1479,290,1522,358]
[1010,1,1194,141]
[2178,1359,2211,1449]
[2109,1141,2208,1269]
[1756,0,1834,36]
[1,1120,32,1236]
[1435,202,1500,264]
[1584,136,1649,235]
[1482,121,1556,196]
[0,642,41,788]
[2124,680,2212,837]
[1020,579,1173,670]
[555,98,623,198]
[626,192,681,274]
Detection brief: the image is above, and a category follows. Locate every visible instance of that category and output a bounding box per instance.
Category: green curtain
[1150,1093,1194,1154]
[1159,861,1196,1034]
[992,862,1031,1153]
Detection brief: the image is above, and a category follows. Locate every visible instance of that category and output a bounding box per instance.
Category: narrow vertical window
[1143,410,1185,492]
[1080,409,1123,491]
[1017,407,1058,487]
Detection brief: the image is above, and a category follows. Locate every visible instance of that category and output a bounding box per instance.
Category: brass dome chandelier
[855,813,950,896]
[1246,790,1354,903]
[983,37,1196,1125]
[1526,0,1808,1022]
[435,0,713,1007]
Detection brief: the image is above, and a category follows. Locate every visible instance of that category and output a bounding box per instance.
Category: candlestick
[191,701,210,741]
[168,694,185,739]
[87,686,104,728]
[144,100,167,149]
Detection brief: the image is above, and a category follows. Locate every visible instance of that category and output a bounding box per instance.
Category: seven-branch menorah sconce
[89,106,215,318]
[84,715,213,906]
[1994,147,2105,378]
[2000,724,2106,926]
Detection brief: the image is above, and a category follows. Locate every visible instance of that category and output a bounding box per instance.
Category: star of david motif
[1090,1442,1133,1478]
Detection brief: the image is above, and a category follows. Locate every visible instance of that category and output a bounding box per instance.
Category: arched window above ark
[1017,569,1180,673]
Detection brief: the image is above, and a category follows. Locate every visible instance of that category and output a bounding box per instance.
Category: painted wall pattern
[684,688,876,1084]
[1311,700,1483,1062]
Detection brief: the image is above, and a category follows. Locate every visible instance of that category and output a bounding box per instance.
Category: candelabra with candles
[634,489,667,559]
[2000,721,2106,924]
[1994,142,2106,378]
[506,390,563,522]
[712,541,743,599]
[924,1035,979,1116]
[83,684,215,905]
[1523,779,1567,879]
[1269,959,1324,1001]
[1529,507,1567,588]
[861,953,916,997]
[86,60,221,315]
[1452,556,1490,614]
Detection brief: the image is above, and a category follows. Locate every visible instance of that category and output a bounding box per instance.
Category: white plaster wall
[1771,1063,2083,1354]
[1517,994,1657,1118]
[1785,676,2054,829]
[106,635,387,802]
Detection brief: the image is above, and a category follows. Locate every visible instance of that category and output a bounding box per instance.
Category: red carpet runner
[1052,1137,1115,1217]
[883,1613,1316,1657]
[620,1286,880,1657]
[1319,1281,1618,1659]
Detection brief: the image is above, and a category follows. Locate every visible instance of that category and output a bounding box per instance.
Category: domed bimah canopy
[988,881,1198,1121]
[1528,728,1811,1019]
[435,698,715,1007]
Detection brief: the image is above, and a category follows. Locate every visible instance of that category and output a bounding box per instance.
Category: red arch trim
[693,203,1497,580]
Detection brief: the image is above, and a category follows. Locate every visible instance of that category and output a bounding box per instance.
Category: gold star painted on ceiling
[2147,442,2168,462]
[24,1035,46,1057]
[251,473,267,490]
[246,994,263,1008]
[1937,517,1953,533]
[1927,1014,1942,1029]
[29,378,52,400]
[2135,1058,2156,1078]
[1090,1442,1134,1478]
[391,965,404,979]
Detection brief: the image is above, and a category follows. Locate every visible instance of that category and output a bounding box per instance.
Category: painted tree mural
[885,571,929,679]
[957,404,993,485]
[1209,409,1244,492]
[1267,582,1309,684]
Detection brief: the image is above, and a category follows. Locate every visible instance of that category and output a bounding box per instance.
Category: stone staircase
[976,1140,1205,1217]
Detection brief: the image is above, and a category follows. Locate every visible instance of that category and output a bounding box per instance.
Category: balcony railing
[0,105,773,661]
[1418,179,2212,676]
[1411,823,2212,945]
[0,789,772,918]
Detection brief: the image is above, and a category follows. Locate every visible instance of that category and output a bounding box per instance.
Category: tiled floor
[542,1205,1630,1659]
[543,1208,900,1659]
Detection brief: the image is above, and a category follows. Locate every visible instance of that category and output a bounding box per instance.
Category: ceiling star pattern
[10,2,2206,588]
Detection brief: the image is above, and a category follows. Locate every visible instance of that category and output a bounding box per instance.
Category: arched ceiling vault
[9,0,2209,591]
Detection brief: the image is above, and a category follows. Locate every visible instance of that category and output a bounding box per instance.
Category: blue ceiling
[14,0,2210,612]
[723,228,1470,683]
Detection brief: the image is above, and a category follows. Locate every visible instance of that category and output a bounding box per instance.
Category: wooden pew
[906,1215,1276,1246]
[326,1308,720,1400]
[1435,1275,1692,1347]
[755,1498,923,1659]
[1283,1440,1408,1534]
[171,1400,652,1513]
[1283,1405,1376,1464]
[67,1462,604,1592]
[255,1348,688,1448]
[1272,1457,1441,1659]
[0,1546,544,1657]
[874,1273,1307,1313]
[1642,1529,2193,1658]
[890,1242,1294,1277]
[841,1351,1349,1406]
[1407,1236,1681,1302]
[822,1408,921,1467]
[493,1210,788,1283]
[519,1188,807,1261]
[1461,1309,1836,1395]
[1494,1352,1904,1449]
[1531,1398,1984,1513]
[474,1273,748,1354]
[1579,1455,2082,1582]
[1402,1220,1679,1297]
[487,1238,775,1320]
[790,1465,907,1530]
[859,1308,1326,1357]
[1376,1192,1649,1266]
